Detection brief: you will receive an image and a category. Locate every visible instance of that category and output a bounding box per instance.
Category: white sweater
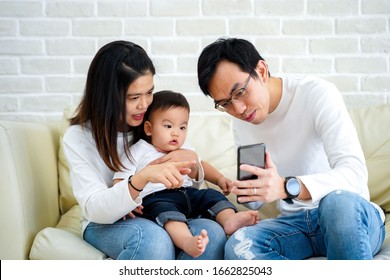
[63,124,141,231]
[233,75,384,221]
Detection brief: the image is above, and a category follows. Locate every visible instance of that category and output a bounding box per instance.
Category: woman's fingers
[143,160,197,189]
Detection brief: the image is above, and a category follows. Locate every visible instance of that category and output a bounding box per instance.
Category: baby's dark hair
[133,90,190,143]
[145,90,190,121]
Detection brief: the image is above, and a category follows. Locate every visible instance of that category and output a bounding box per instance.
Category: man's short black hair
[197,37,269,97]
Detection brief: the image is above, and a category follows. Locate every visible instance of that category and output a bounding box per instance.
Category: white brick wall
[0,0,389,122]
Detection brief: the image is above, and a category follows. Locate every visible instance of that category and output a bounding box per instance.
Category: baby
[113,90,259,258]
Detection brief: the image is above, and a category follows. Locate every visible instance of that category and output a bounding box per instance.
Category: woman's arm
[63,126,141,224]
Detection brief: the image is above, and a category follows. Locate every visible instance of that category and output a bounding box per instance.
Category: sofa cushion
[58,106,78,214]
[348,103,390,213]
[29,205,107,260]
[188,114,236,172]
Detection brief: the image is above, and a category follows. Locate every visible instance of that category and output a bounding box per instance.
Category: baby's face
[145,107,189,153]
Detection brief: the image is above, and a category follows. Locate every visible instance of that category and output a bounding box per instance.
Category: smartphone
[236,143,266,204]
[237,143,266,180]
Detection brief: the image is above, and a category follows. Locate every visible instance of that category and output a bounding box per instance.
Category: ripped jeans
[225,190,385,260]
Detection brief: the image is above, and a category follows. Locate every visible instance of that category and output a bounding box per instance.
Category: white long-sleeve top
[63,124,139,231]
[233,75,384,222]
[113,139,202,198]
[63,124,204,232]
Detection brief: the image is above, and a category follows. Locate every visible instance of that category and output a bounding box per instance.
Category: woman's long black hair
[70,41,155,171]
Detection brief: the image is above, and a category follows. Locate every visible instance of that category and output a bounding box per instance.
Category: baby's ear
[144,121,152,136]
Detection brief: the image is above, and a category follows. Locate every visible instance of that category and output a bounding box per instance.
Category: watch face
[287,178,300,196]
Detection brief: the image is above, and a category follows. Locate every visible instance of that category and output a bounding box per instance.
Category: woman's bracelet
[128,175,143,192]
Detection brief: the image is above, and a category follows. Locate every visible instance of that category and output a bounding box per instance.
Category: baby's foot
[182,229,209,258]
[223,210,259,235]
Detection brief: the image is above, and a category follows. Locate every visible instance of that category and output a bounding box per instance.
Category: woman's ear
[144,121,152,136]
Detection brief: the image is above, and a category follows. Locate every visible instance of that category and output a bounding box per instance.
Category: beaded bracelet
[128,175,143,192]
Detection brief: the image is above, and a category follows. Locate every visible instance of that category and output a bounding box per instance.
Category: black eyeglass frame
[214,72,252,112]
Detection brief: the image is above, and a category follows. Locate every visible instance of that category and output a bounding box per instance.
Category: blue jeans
[225,190,385,260]
[84,216,226,260]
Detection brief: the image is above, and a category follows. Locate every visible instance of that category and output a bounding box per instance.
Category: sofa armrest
[0,121,61,259]
[30,205,107,260]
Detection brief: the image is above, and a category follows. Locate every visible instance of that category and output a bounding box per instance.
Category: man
[197,37,385,259]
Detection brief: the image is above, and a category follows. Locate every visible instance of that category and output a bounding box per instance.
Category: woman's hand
[150,149,199,179]
[232,152,285,204]
[122,205,144,220]
[134,160,196,190]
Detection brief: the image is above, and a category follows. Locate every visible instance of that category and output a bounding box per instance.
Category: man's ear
[256,60,269,83]
[144,121,152,136]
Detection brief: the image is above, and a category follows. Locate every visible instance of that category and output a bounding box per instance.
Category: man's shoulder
[283,74,332,88]
[283,75,338,99]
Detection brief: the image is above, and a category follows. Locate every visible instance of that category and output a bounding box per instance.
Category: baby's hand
[217,176,233,195]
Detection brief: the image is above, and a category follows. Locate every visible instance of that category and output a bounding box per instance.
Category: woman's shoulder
[63,123,92,145]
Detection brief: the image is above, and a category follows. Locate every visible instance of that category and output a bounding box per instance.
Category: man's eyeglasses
[214,72,252,112]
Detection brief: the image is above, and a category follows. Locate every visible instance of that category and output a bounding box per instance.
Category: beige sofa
[1,102,389,260]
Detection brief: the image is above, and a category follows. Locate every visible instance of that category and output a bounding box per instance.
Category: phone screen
[237,143,266,180]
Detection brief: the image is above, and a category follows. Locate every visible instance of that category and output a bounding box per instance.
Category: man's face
[208,60,270,125]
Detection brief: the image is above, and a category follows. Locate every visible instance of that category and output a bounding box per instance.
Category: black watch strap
[283,198,294,204]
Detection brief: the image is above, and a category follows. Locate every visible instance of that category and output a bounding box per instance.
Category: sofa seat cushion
[29,205,107,260]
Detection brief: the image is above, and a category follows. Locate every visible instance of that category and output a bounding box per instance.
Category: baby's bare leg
[164,221,209,258]
[216,209,259,235]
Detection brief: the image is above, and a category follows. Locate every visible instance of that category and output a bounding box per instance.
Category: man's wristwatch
[283,176,301,204]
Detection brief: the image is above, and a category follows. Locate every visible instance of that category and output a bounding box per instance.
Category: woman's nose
[137,96,148,109]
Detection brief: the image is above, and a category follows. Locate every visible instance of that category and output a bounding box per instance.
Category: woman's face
[125,72,154,128]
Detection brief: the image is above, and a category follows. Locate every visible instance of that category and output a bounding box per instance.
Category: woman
[63,41,226,259]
